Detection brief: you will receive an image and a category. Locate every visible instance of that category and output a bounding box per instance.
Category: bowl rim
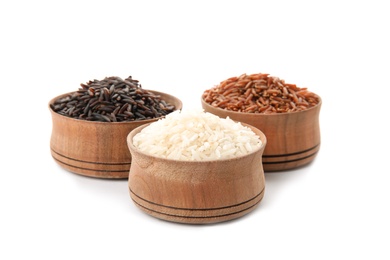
[49,89,183,125]
[127,121,267,164]
[201,94,322,117]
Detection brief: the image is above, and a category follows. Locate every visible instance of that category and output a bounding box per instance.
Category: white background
[1,0,389,259]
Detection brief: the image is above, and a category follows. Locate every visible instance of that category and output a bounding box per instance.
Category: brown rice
[202,73,320,114]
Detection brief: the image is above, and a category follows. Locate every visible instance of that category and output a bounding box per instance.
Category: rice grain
[132,110,262,161]
[202,73,320,114]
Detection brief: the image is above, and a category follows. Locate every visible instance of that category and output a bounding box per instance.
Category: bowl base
[51,147,130,179]
[129,187,265,224]
[263,143,320,172]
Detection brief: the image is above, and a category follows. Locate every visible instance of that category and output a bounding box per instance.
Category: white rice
[132,109,262,161]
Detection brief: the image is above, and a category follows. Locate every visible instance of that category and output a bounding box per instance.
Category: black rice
[51,76,176,122]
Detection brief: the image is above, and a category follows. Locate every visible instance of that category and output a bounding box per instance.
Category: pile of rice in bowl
[132,110,262,161]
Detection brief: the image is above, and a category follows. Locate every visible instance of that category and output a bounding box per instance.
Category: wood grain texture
[127,123,267,224]
[202,97,321,171]
[49,90,182,179]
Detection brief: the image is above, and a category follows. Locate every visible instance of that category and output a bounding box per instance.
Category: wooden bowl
[202,97,321,172]
[49,90,182,179]
[127,123,267,224]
